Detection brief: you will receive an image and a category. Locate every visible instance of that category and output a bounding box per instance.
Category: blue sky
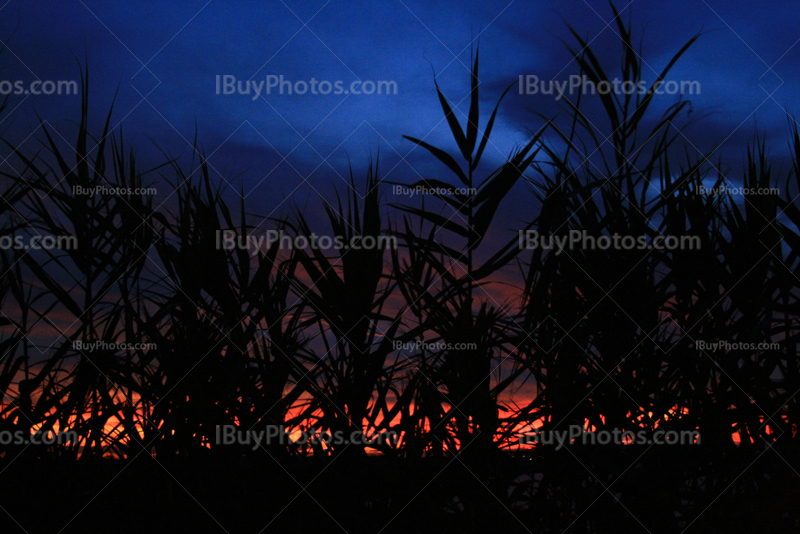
[1,0,799,223]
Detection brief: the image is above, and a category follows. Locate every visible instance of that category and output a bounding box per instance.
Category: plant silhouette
[0,6,798,533]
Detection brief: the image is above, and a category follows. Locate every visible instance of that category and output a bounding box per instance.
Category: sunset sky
[1,0,799,223]
[1,3,798,532]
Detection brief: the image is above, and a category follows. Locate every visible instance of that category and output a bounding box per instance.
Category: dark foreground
[1,447,797,534]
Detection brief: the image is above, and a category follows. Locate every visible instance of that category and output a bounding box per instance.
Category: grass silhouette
[0,6,798,533]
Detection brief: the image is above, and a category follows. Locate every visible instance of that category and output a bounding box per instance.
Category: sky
[1,0,799,226]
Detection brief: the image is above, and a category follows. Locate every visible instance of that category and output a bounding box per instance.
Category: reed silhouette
[0,6,798,533]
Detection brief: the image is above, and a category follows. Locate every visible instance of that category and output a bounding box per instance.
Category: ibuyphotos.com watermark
[216,230,397,255]
[518,74,700,101]
[0,79,78,96]
[215,75,398,100]
[72,340,156,352]
[0,234,77,251]
[696,184,779,196]
[72,184,157,196]
[215,425,399,451]
[0,429,78,446]
[518,230,700,254]
[520,426,700,450]
[696,340,779,352]
[392,184,476,198]
[392,340,477,352]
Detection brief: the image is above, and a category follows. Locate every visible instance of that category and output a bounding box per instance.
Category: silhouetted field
[0,6,798,533]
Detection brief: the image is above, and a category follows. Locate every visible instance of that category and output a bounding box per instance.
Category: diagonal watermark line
[132,0,215,78]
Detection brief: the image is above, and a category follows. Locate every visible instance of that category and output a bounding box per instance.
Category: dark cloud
[1,0,798,215]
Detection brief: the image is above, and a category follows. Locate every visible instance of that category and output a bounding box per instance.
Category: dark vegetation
[0,8,798,533]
